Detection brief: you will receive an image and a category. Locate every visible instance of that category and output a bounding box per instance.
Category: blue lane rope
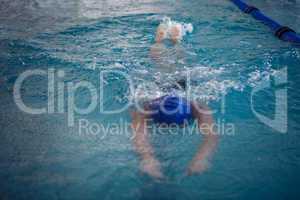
[230,0,300,43]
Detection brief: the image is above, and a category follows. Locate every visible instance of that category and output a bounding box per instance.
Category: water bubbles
[248,69,278,87]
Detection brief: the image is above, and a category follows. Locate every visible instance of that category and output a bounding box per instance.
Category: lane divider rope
[230,0,300,44]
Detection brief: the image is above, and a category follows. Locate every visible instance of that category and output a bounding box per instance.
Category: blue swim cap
[148,95,192,125]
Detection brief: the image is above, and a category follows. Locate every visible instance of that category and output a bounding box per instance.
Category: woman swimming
[131,19,218,179]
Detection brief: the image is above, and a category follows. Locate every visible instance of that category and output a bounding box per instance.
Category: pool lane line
[230,0,300,44]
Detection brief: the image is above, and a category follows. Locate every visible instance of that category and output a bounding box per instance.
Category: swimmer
[131,19,218,179]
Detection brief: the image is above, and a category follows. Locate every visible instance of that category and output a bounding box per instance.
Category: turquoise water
[0,0,300,199]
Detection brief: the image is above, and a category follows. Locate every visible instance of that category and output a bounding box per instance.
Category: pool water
[0,0,300,199]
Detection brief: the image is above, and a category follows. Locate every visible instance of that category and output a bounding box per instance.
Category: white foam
[131,65,244,103]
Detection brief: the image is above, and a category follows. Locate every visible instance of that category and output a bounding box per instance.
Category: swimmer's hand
[186,158,210,176]
[186,102,218,176]
[140,157,164,179]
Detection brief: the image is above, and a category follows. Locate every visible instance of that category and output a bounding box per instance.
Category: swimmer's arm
[187,103,218,175]
[131,112,155,160]
[131,112,164,179]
